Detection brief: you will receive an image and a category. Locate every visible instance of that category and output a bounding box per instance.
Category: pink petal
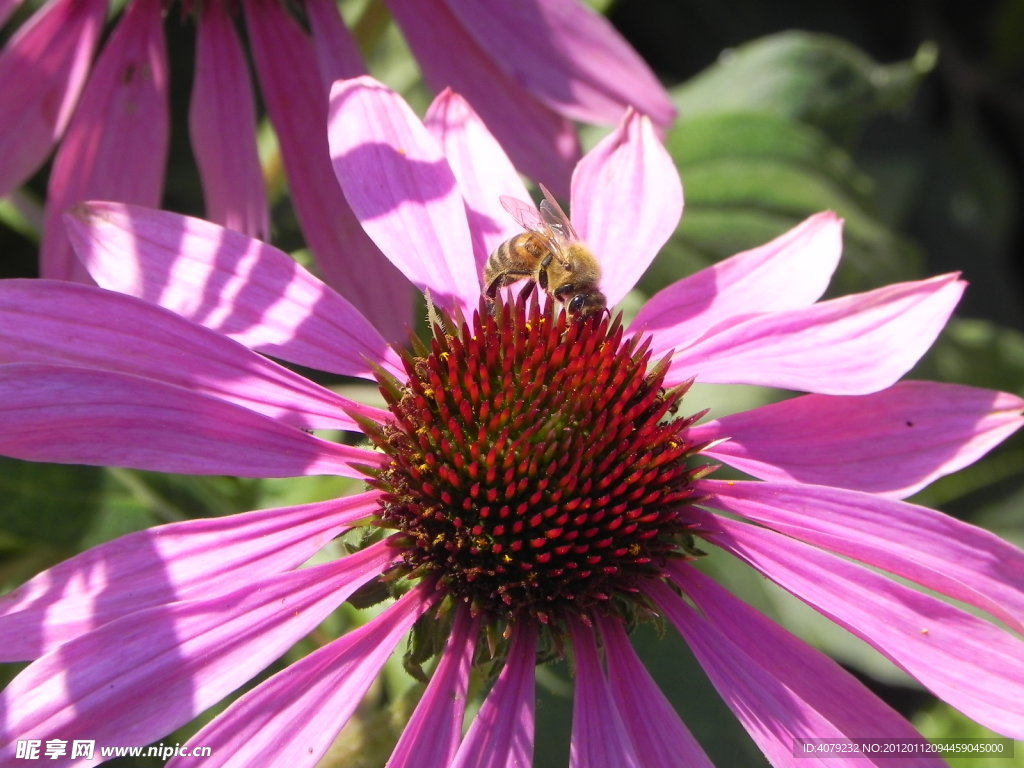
[424,89,531,275]
[0,541,398,763]
[450,622,537,768]
[39,0,168,282]
[572,110,682,306]
[568,619,641,768]
[441,0,675,128]
[0,279,385,431]
[189,0,269,239]
[0,363,379,478]
[328,76,480,317]
[386,608,479,768]
[386,0,580,194]
[243,0,413,342]
[698,479,1024,636]
[692,381,1024,498]
[0,0,107,197]
[172,585,436,768]
[705,514,1024,738]
[597,614,713,768]
[65,201,405,380]
[661,274,966,394]
[631,212,843,344]
[304,0,366,87]
[652,571,946,768]
[0,492,380,661]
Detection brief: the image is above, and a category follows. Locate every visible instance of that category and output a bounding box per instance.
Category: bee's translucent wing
[537,184,580,242]
[499,195,546,232]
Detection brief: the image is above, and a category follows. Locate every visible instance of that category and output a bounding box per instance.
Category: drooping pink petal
[424,89,530,274]
[386,0,580,195]
[0,541,398,764]
[630,212,843,343]
[0,279,386,431]
[39,0,168,282]
[661,274,966,394]
[572,110,682,306]
[328,76,480,317]
[698,479,1024,635]
[171,585,437,768]
[0,492,380,661]
[64,201,405,380]
[243,0,413,342]
[189,0,269,239]
[0,0,107,197]
[597,614,714,768]
[303,0,366,88]
[653,571,946,768]
[691,381,1024,498]
[386,607,479,768]
[0,363,379,478]
[450,622,537,768]
[568,618,641,768]
[440,0,675,129]
[704,514,1024,738]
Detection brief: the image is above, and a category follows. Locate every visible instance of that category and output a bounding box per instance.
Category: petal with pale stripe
[691,381,1024,498]
[630,212,843,344]
[243,0,413,341]
[0,493,380,661]
[387,0,579,193]
[0,364,378,478]
[450,622,536,768]
[572,110,683,307]
[189,1,268,239]
[171,586,435,768]
[441,0,675,128]
[662,274,965,394]
[598,615,714,768]
[328,76,480,317]
[655,570,946,768]
[568,619,641,768]
[386,608,479,768]
[705,514,1024,738]
[424,89,530,275]
[0,0,106,197]
[40,0,168,283]
[0,279,386,431]
[65,201,404,380]
[0,542,398,764]
[698,479,1024,635]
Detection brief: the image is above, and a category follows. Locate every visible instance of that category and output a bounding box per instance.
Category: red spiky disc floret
[365,292,709,627]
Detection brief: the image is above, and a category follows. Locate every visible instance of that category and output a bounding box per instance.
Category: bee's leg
[537,256,552,291]
[517,280,539,305]
[485,271,534,317]
[485,271,533,298]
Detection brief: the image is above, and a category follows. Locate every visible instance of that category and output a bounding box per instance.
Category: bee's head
[567,290,608,318]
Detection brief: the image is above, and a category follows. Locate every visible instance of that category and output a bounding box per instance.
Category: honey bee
[484,184,606,318]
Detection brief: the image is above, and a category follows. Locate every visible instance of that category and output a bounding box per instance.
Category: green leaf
[914,702,1024,767]
[672,31,937,142]
[644,111,922,297]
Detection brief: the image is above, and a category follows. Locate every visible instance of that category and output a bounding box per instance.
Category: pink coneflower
[1,77,1022,766]
[0,0,673,341]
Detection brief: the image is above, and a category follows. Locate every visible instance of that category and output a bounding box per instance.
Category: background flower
[0,77,1021,767]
